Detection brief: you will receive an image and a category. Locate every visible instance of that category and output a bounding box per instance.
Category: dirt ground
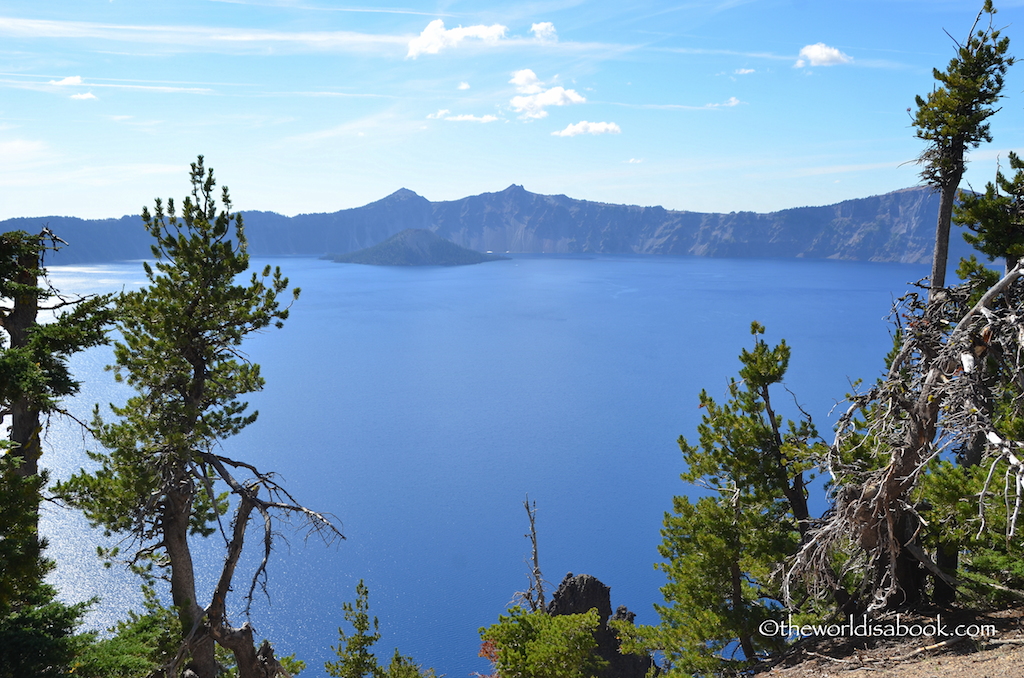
[754,607,1024,678]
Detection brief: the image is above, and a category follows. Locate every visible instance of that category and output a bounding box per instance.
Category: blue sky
[2,0,1023,220]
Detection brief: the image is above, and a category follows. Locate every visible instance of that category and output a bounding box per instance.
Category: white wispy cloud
[0,75,212,95]
[0,16,406,55]
[406,19,507,58]
[663,46,791,61]
[0,138,50,166]
[552,120,621,137]
[446,114,498,123]
[427,109,497,122]
[735,68,754,75]
[706,96,741,108]
[531,22,557,42]
[615,96,742,111]
[795,43,852,68]
[509,69,585,119]
[49,75,82,85]
[208,0,449,16]
[458,81,470,90]
[71,92,96,100]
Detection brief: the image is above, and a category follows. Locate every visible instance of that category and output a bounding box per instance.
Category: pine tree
[912,0,1013,292]
[479,607,607,678]
[620,323,822,675]
[326,580,434,678]
[0,229,112,676]
[58,156,339,678]
[956,151,1024,275]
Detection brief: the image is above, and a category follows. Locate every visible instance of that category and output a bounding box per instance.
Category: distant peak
[387,188,423,200]
[501,184,526,193]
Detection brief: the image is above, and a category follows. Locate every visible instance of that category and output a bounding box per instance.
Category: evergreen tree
[326,580,434,678]
[956,151,1024,275]
[478,607,607,678]
[0,229,112,480]
[58,156,339,678]
[0,229,112,676]
[620,323,822,676]
[912,0,1013,292]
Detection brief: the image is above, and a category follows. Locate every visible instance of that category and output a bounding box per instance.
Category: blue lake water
[39,254,927,677]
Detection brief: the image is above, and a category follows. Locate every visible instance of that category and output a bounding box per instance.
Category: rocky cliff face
[428,185,945,263]
[2,185,965,266]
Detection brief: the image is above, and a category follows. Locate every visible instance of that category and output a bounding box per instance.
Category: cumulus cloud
[512,87,585,119]
[794,43,852,68]
[427,109,451,119]
[509,69,543,94]
[735,68,754,75]
[509,69,584,119]
[458,81,470,90]
[552,121,621,137]
[407,19,507,58]
[49,75,82,86]
[531,22,557,42]
[71,92,96,100]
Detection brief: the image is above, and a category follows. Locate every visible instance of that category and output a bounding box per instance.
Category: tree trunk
[164,478,218,678]
[9,399,41,478]
[933,543,959,607]
[6,245,41,479]
[859,377,940,609]
[930,179,962,293]
[730,557,755,660]
[761,386,810,539]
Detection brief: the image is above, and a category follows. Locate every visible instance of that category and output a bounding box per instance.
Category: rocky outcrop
[547,573,655,678]
[328,228,508,266]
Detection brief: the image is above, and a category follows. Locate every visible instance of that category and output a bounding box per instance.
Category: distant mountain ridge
[0,185,968,266]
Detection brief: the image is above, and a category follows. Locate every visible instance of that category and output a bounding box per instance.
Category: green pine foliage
[326,580,434,678]
[0,229,112,677]
[57,154,296,543]
[70,585,180,678]
[911,0,1014,289]
[0,575,91,678]
[0,456,45,608]
[912,1,1013,189]
[0,230,113,473]
[916,459,1024,605]
[956,151,1024,273]
[478,607,608,678]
